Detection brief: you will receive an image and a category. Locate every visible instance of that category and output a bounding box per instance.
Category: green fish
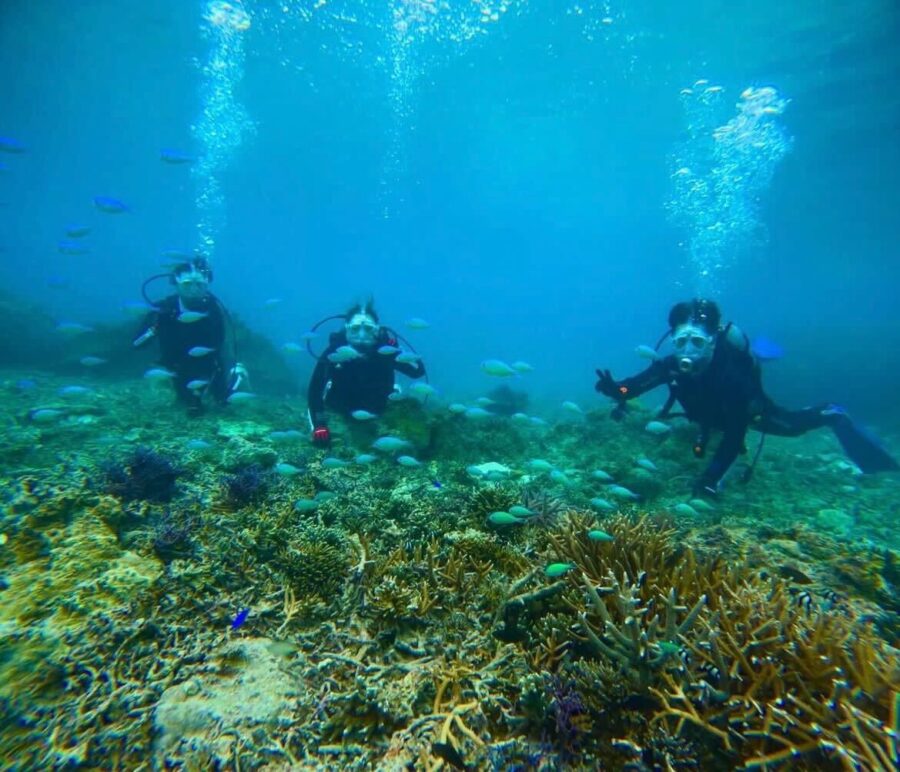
[488,511,522,526]
[509,505,535,517]
[544,562,574,578]
[587,529,614,542]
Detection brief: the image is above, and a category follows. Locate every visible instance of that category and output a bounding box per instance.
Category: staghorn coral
[520,486,570,527]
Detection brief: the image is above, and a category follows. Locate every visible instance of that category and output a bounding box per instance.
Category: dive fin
[831,416,899,473]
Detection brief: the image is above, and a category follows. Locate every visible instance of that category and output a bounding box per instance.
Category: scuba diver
[307,301,427,447]
[595,299,898,497]
[133,255,247,416]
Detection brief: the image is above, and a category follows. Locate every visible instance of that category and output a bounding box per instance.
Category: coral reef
[1,363,898,769]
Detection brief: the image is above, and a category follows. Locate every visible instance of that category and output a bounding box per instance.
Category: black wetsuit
[135,294,231,412]
[308,330,426,426]
[604,329,834,491]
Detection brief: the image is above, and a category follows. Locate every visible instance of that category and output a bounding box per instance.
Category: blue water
[1,0,899,423]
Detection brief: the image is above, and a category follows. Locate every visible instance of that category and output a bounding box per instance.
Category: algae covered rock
[153,637,305,766]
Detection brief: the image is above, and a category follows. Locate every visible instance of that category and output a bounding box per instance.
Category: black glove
[595,369,621,399]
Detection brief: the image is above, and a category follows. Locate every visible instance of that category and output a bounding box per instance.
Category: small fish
[528,459,555,472]
[509,505,534,517]
[673,503,699,517]
[377,344,400,356]
[145,367,176,381]
[387,392,407,402]
[396,352,421,365]
[549,469,572,485]
[408,383,436,398]
[544,562,575,578]
[635,345,660,360]
[688,498,716,512]
[397,455,421,467]
[56,321,94,335]
[93,195,130,214]
[372,436,410,453]
[751,336,785,362]
[121,301,153,317]
[29,408,65,423]
[645,421,671,435]
[480,359,516,377]
[177,311,208,323]
[795,590,814,614]
[510,361,533,373]
[475,397,495,407]
[488,511,522,526]
[431,480,443,489]
[188,346,215,357]
[705,85,724,94]
[187,379,210,391]
[464,407,491,419]
[314,491,336,502]
[299,331,318,342]
[58,385,93,397]
[281,342,303,353]
[592,469,613,482]
[79,356,107,367]
[227,391,256,404]
[328,345,361,363]
[185,439,212,450]
[587,529,614,542]
[322,457,350,469]
[58,240,90,255]
[16,379,37,391]
[590,498,616,512]
[294,498,319,512]
[448,403,467,414]
[351,409,377,421]
[0,136,27,153]
[263,297,283,308]
[607,484,639,501]
[562,401,583,414]
[161,248,193,260]
[230,608,250,630]
[160,148,195,164]
[636,457,657,472]
[529,416,547,427]
[276,462,302,476]
[269,429,303,443]
[405,317,430,329]
[354,453,377,464]
[65,224,91,238]
[511,412,530,424]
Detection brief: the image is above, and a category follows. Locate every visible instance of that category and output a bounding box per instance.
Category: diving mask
[175,264,209,300]
[346,313,378,348]
[672,324,715,373]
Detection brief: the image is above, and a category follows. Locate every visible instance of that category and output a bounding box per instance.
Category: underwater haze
[1,0,899,414]
[2,1,900,769]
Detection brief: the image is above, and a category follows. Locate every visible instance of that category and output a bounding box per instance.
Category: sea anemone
[222,464,271,508]
[102,447,180,503]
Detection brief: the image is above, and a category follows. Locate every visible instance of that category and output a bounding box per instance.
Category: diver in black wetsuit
[595,299,898,497]
[133,256,247,416]
[307,302,426,447]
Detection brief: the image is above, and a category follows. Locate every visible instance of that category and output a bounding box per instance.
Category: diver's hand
[229,363,249,392]
[595,369,620,399]
[312,426,331,448]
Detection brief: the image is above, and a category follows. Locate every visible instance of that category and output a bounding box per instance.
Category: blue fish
[65,224,91,238]
[93,196,130,214]
[432,480,442,489]
[58,240,90,256]
[231,608,250,630]
[0,136,26,154]
[160,148,195,164]
[751,336,784,362]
